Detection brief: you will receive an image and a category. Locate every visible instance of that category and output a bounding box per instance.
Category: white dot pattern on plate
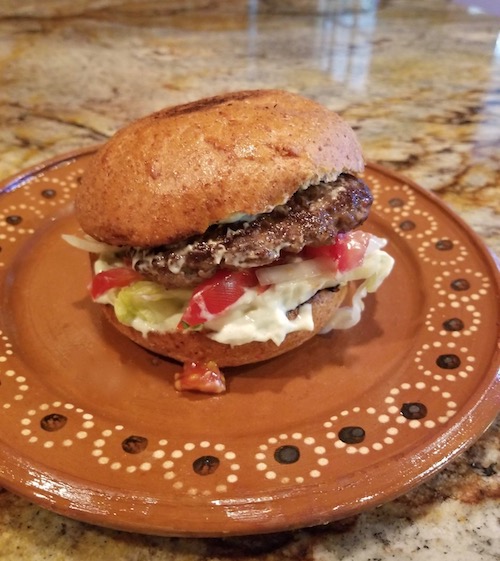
[0,157,498,510]
[254,432,329,483]
[0,166,83,266]
[18,403,94,446]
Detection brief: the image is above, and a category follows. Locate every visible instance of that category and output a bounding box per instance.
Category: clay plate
[0,148,498,537]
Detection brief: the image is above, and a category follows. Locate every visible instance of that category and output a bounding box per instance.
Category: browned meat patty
[129,173,372,288]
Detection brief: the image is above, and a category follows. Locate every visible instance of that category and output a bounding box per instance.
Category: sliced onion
[62,234,121,254]
[255,257,337,286]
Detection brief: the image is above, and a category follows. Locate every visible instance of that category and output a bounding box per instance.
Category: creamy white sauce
[321,249,394,332]
[205,241,394,346]
[94,236,394,347]
[205,282,316,346]
[217,212,260,224]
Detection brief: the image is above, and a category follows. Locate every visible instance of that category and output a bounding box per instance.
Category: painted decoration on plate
[0,150,498,537]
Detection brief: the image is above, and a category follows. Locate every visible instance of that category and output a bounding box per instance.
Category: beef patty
[129,173,372,288]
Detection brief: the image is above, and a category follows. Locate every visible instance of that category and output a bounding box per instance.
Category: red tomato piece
[178,269,259,330]
[303,238,344,260]
[90,267,143,300]
[335,230,371,272]
[304,231,371,273]
[174,361,226,394]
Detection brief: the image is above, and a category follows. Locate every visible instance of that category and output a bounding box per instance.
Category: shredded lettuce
[207,247,394,345]
[321,250,394,331]
[96,237,394,345]
[113,281,191,336]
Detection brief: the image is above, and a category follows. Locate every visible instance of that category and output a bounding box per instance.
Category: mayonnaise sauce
[205,244,394,346]
[94,237,394,347]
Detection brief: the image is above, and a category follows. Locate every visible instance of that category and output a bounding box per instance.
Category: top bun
[75,89,364,247]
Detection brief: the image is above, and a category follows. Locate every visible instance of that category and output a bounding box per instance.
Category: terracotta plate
[0,149,498,537]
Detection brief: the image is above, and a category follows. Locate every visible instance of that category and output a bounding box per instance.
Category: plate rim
[0,148,499,537]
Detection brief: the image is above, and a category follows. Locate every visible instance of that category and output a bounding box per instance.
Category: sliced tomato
[303,236,344,261]
[304,231,371,273]
[90,267,143,300]
[335,230,371,272]
[174,361,226,394]
[178,269,260,330]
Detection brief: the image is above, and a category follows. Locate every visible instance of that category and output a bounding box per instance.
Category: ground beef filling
[129,173,372,289]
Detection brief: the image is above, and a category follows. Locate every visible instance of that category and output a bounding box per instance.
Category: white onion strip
[255,257,336,286]
[62,234,121,254]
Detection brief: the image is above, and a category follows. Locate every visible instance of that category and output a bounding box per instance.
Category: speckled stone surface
[0,0,499,559]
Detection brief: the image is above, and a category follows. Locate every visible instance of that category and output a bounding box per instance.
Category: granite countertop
[0,0,499,559]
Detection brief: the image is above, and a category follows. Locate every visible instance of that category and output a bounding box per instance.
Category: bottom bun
[100,286,348,367]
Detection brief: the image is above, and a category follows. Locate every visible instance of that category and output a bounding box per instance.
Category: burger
[69,90,394,392]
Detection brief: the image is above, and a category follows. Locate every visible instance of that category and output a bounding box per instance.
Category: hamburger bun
[99,286,347,367]
[72,90,385,379]
[75,89,364,247]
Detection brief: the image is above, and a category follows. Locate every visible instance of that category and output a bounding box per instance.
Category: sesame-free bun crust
[100,286,347,367]
[76,90,364,247]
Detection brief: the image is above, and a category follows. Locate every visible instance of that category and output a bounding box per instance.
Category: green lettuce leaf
[113,281,191,334]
